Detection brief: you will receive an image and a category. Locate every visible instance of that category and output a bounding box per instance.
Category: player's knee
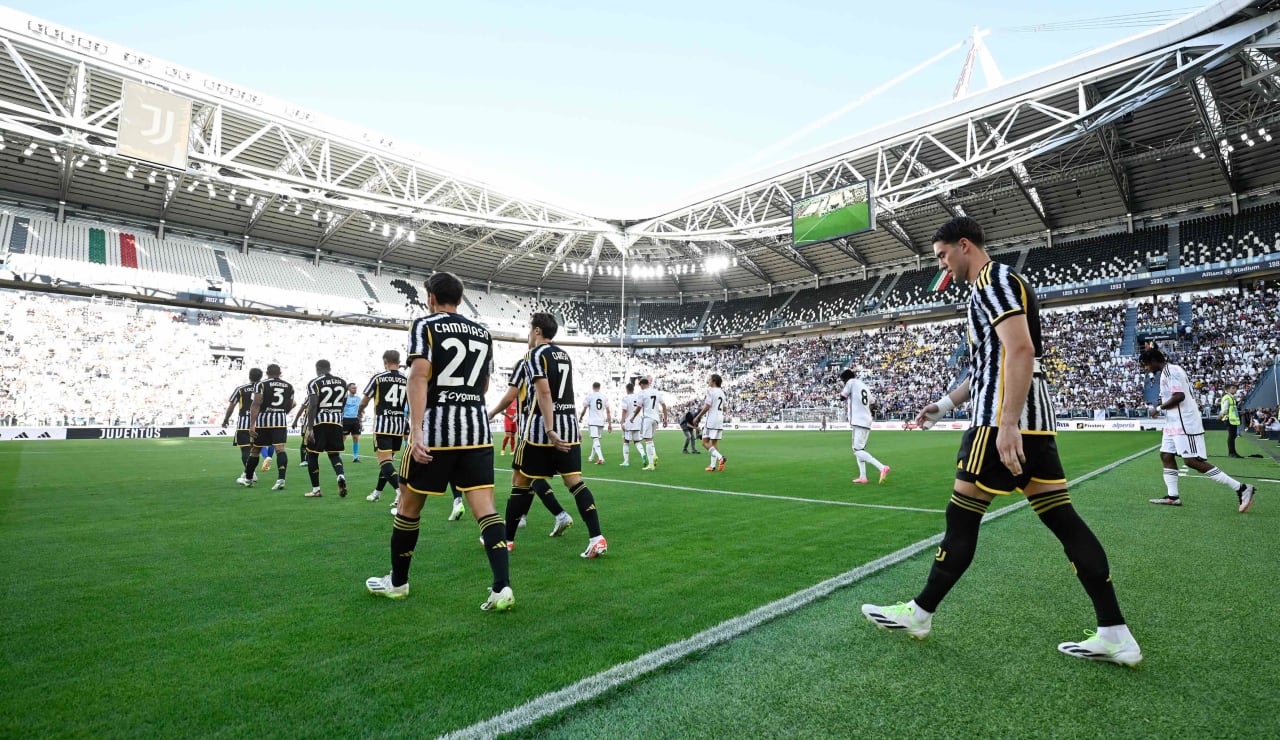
[530,479,552,494]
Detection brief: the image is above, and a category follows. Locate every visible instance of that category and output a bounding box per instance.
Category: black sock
[377,461,395,492]
[1030,491,1125,627]
[307,451,321,487]
[390,513,420,587]
[329,453,345,478]
[531,479,566,516]
[275,450,288,480]
[569,481,603,538]
[504,486,536,541]
[243,450,259,480]
[240,447,251,468]
[478,513,510,591]
[915,493,989,612]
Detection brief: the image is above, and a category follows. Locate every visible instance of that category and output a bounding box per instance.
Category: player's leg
[711,438,726,471]
[239,443,260,485]
[703,436,718,471]
[466,485,513,611]
[561,471,605,557]
[1151,438,1182,505]
[504,468,537,543]
[272,441,288,489]
[305,432,322,494]
[1183,444,1255,511]
[260,445,272,472]
[351,431,360,462]
[621,435,631,465]
[377,487,424,595]
[853,427,886,483]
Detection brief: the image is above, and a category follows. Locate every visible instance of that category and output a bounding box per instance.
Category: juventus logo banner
[118,80,192,170]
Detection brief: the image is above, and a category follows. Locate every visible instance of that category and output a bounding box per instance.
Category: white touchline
[448,444,1158,739]
[492,468,946,514]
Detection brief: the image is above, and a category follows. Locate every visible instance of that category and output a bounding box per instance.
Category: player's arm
[915,378,972,429]
[578,403,587,423]
[359,377,377,418]
[291,398,306,427]
[692,401,710,425]
[1157,391,1185,412]
[248,391,263,433]
[992,314,1036,476]
[407,357,432,463]
[534,377,570,451]
[221,397,237,427]
[660,399,669,426]
[306,387,320,438]
[488,386,518,420]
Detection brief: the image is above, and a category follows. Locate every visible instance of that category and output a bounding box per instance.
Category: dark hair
[592,382,601,390]
[625,382,634,393]
[249,367,263,383]
[639,377,650,386]
[933,216,986,247]
[316,359,331,374]
[383,349,400,365]
[1138,347,1166,366]
[426,272,464,306]
[266,364,281,377]
[531,312,558,340]
[709,373,722,387]
[840,369,855,382]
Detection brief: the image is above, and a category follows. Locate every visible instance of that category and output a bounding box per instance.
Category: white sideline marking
[494,468,945,514]
[448,445,1158,739]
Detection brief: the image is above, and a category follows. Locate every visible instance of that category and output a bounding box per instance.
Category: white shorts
[1161,432,1207,459]
[702,427,723,441]
[641,417,658,439]
[588,425,603,439]
[624,426,640,442]
[851,426,870,452]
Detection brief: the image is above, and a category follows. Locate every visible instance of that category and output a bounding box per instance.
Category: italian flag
[929,269,952,292]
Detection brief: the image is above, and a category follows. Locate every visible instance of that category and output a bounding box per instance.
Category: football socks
[275,450,287,480]
[504,486,535,542]
[914,492,989,613]
[478,513,510,592]
[390,513,420,588]
[1029,490,1125,627]
[531,479,566,516]
[570,481,603,538]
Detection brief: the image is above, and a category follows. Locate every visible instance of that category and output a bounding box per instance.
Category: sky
[14,0,1204,217]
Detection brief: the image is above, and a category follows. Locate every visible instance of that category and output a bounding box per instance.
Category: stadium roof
[3,1,1280,298]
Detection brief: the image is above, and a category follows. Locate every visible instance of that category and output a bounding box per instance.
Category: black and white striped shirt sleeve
[980,266,1029,327]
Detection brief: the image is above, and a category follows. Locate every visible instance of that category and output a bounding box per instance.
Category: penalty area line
[448,444,1158,739]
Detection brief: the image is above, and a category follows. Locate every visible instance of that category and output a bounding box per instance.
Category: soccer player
[223,367,262,481]
[500,399,518,456]
[490,312,606,558]
[242,364,294,490]
[491,357,574,535]
[692,374,728,472]
[342,382,363,463]
[630,377,668,471]
[839,368,889,484]
[578,381,612,465]
[1141,348,1255,512]
[359,350,408,506]
[619,382,644,467]
[303,360,349,498]
[291,400,309,468]
[862,216,1143,666]
[365,272,513,610]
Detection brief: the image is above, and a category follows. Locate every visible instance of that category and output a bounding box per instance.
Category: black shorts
[342,418,362,436]
[309,424,345,453]
[513,440,583,480]
[955,426,1067,495]
[233,429,251,447]
[252,427,287,447]
[399,446,494,496]
[374,434,404,453]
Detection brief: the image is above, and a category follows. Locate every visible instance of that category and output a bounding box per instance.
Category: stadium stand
[704,292,792,335]
[770,277,879,327]
[1180,203,1280,267]
[634,301,706,336]
[1021,227,1168,289]
[877,266,969,311]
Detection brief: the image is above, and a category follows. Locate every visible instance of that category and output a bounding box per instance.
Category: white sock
[622,444,629,463]
[1162,468,1180,498]
[1096,624,1134,643]
[856,449,885,470]
[646,442,656,460]
[908,599,932,618]
[593,440,602,460]
[711,448,722,463]
[1203,466,1242,491]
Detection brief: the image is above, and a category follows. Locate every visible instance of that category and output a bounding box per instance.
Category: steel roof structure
[3,1,1280,299]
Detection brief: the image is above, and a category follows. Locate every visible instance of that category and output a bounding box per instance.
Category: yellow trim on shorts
[454,483,493,492]
[401,483,447,497]
[1020,430,1057,435]
[430,443,493,451]
[975,480,1016,496]
[1029,476,1067,484]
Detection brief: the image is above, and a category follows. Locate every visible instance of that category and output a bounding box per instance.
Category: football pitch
[793,206,871,248]
[2,430,1277,737]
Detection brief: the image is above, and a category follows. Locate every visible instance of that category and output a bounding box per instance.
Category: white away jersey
[841,378,873,428]
[637,387,663,420]
[584,391,608,426]
[1159,363,1203,435]
[702,388,726,429]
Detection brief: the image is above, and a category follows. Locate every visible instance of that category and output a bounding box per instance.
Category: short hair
[266,364,281,377]
[1138,347,1166,366]
[639,377,651,387]
[840,369,855,382]
[347,382,357,390]
[316,359,331,374]
[248,367,263,383]
[592,382,601,390]
[531,312,558,340]
[383,349,400,365]
[709,373,722,387]
[426,272,464,306]
[625,382,635,393]
[933,216,986,247]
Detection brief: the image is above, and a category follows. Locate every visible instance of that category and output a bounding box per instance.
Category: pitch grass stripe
[449,444,1159,740]
[494,469,946,514]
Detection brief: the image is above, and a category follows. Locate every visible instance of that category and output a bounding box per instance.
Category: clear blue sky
[19,0,1199,216]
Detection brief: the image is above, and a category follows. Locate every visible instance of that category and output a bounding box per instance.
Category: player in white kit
[578,382,612,465]
[630,377,668,471]
[693,374,728,472]
[1140,348,1254,512]
[619,382,645,467]
[840,368,890,484]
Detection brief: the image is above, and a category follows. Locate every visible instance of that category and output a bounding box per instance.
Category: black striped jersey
[363,370,409,436]
[513,343,580,446]
[407,311,493,450]
[253,377,295,428]
[965,261,1055,432]
[307,374,348,426]
[229,383,255,429]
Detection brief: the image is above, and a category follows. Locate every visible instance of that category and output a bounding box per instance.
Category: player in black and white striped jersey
[359,350,409,506]
[242,364,294,490]
[365,272,512,612]
[303,360,349,498]
[224,366,262,482]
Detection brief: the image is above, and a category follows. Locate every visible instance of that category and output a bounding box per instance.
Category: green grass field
[1,430,1276,738]
[793,202,871,247]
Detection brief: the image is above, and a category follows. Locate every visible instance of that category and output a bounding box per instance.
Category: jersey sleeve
[528,348,547,381]
[229,386,240,403]
[978,266,1030,327]
[1167,367,1189,395]
[840,380,852,399]
[363,376,377,398]
[407,320,430,364]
